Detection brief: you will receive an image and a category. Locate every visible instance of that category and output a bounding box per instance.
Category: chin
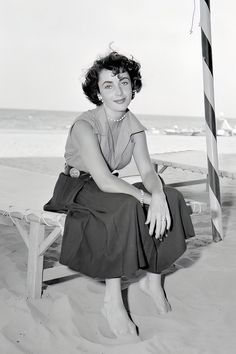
[113,101,131,111]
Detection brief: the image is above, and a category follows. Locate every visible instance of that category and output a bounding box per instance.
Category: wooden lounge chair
[150,150,236,182]
[150,149,236,242]
[0,163,207,299]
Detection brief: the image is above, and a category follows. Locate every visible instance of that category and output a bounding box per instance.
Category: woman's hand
[145,192,171,240]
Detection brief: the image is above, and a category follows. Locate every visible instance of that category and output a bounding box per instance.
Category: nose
[114,84,123,96]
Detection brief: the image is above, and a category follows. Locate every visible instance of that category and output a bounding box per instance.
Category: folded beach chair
[150,150,236,181]
[150,149,236,242]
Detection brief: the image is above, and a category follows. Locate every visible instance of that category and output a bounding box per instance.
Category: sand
[0,130,236,354]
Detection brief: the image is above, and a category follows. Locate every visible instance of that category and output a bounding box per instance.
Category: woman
[44,51,195,337]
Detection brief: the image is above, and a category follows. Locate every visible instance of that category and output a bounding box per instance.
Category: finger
[149,217,156,236]
[160,217,166,236]
[145,208,151,225]
[154,219,162,239]
[165,211,171,230]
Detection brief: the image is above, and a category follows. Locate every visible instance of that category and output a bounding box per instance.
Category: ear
[97,93,103,102]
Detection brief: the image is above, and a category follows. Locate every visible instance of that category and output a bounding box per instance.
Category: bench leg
[27,221,45,299]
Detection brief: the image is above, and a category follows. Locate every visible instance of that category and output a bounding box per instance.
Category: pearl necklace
[107,112,126,122]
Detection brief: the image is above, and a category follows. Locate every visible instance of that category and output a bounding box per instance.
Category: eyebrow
[101,81,113,86]
[101,76,130,86]
[118,76,130,81]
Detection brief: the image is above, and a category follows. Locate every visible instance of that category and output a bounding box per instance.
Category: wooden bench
[0,165,207,299]
[150,150,236,181]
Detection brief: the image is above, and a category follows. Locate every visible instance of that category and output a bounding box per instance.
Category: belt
[64,165,119,178]
[64,165,89,178]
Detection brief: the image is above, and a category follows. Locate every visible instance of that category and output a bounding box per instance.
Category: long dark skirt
[59,177,195,279]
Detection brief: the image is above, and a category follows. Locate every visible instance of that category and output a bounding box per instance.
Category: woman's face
[98,69,132,114]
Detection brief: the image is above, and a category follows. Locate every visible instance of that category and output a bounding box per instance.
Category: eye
[121,80,129,86]
[104,84,113,89]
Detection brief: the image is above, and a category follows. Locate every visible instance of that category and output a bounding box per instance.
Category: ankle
[104,291,124,309]
[104,278,123,305]
[142,273,162,291]
[104,297,123,309]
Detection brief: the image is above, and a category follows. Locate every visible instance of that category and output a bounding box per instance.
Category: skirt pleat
[59,178,195,279]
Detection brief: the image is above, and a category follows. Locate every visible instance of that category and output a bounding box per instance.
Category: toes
[157,307,167,315]
[167,301,172,312]
[113,328,119,336]
[128,322,136,335]
[117,326,131,336]
[102,306,136,337]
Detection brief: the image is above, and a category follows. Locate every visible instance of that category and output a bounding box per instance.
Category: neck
[103,105,126,122]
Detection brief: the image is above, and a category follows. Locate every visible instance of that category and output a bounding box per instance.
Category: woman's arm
[132,131,171,237]
[132,131,163,194]
[71,120,151,204]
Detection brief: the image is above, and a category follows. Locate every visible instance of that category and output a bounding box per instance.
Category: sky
[0,0,236,118]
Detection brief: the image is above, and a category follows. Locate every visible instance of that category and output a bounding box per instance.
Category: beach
[0,128,236,354]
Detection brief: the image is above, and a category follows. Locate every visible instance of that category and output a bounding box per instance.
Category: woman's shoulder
[73,108,97,125]
[127,110,147,134]
[70,107,100,133]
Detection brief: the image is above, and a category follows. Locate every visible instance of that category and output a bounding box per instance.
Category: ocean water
[0,108,235,131]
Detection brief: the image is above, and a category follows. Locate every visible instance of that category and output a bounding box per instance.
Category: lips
[113,98,126,104]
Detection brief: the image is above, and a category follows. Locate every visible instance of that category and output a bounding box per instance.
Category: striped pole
[200,0,223,242]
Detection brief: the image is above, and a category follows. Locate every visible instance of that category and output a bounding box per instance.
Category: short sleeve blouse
[64,105,146,171]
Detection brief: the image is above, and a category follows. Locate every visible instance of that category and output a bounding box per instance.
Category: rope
[1,206,64,232]
[39,212,52,227]
[8,205,17,225]
[189,0,196,34]
[55,214,65,233]
[23,209,32,223]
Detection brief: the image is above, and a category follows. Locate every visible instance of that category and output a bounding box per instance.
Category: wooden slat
[166,178,207,188]
[27,222,45,299]
[0,209,66,227]
[43,264,78,282]
[186,199,207,214]
[38,227,62,256]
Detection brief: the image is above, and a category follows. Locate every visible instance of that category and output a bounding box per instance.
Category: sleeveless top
[64,105,146,172]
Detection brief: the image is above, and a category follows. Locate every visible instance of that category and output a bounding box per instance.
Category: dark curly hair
[82,51,142,106]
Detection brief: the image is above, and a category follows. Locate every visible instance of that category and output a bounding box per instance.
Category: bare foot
[139,275,171,314]
[101,300,137,337]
